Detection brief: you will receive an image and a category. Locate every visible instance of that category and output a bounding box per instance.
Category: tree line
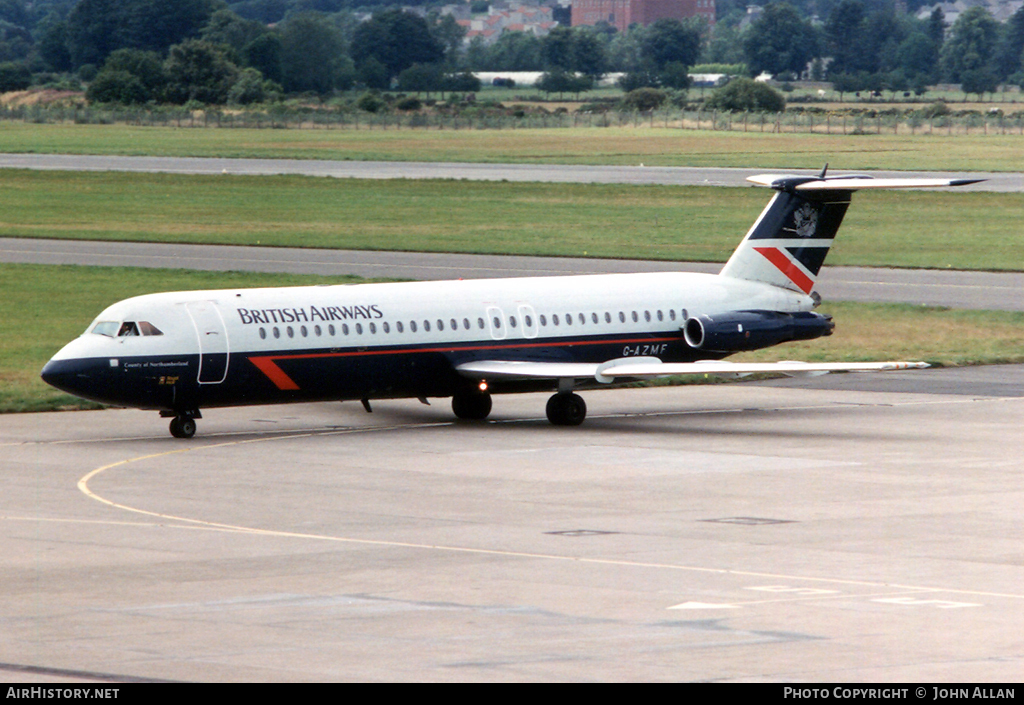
[2,0,1024,105]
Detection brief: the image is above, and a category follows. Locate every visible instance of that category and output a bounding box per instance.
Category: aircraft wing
[456,358,928,384]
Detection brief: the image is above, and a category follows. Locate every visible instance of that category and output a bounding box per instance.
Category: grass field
[6,263,1023,414]
[4,122,1024,172]
[1,169,1021,270]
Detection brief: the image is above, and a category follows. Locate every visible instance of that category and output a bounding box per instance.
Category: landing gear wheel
[169,415,197,439]
[546,392,587,426]
[452,392,492,420]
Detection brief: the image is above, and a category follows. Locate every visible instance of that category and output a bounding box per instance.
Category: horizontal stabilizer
[746,173,985,191]
[456,358,929,383]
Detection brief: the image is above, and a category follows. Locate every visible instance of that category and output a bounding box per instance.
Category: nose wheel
[166,412,200,439]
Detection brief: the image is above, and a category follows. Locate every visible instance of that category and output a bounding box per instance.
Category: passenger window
[355,323,363,334]
[463,318,470,330]
[565,314,573,326]
[259,328,267,340]
[631,311,638,322]
[553,314,559,325]
[451,318,458,330]
[273,327,280,339]
[509,316,517,328]
[644,311,651,322]
[492,317,501,329]
[591,313,598,324]
[287,326,294,338]
[397,321,404,333]
[314,325,322,336]
[657,310,664,322]
[437,319,444,331]
[478,318,485,329]
[411,321,418,333]
[540,314,547,326]
[669,310,676,321]
[342,324,350,335]
[329,324,336,336]
[579,313,585,325]
[619,312,625,323]
[383,322,390,334]
[604,312,611,323]
[301,325,308,337]
[424,320,431,332]
[369,322,376,334]
[525,315,533,327]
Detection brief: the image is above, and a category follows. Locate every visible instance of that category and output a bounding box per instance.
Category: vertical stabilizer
[719,183,852,295]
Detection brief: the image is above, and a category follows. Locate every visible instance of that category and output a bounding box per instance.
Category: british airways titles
[236,304,384,326]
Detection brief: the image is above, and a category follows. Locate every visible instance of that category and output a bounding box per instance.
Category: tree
[621,87,666,111]
[200,9,269,55]
[66,0,218,69]
[0,60,30,91]
[163,39,239,104]
[103,48,167,96]
[705,77,786,112]
[940,6,1000,84]
[279,12,345,95]
[243,32,283,86]
[351,10,444,82]
[37,17,73,73]
[571,28,609,79]
[86,69,147,103]
[640,19,701,70]
[396,62,442,94]
[542,26,574,71]
[743,2,820,78]
[536,69,591,98]
[824,0,867,76]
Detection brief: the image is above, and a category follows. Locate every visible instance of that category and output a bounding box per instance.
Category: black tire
[452,392,492,420]
[169,416,197,439]
[546,393,587,426]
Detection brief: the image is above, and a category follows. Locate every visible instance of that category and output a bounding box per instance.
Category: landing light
[479,381,489,392]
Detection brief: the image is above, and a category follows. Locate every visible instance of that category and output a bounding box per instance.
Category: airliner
[41,170,979,438]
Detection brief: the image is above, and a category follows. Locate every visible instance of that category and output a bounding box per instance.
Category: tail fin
[719,172,983,295]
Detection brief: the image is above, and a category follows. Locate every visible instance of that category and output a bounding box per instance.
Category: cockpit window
[90,321,163,337]
[137,321,163,336]
[91,321,120,337]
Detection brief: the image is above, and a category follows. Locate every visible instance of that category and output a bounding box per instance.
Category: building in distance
[571,0,716,32]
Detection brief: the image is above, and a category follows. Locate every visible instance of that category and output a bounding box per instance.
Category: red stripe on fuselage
[247,334,681,391]
[753,247,815,294]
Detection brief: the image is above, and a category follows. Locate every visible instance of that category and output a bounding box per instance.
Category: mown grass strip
[1,169,1021,270]
[3,122,1024,172]
[4,263,1024,413]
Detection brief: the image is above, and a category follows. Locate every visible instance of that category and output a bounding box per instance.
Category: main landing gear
[163,410,201,439]
[545,392,587,426]
[451,389,588,426]
[452,391,492,420]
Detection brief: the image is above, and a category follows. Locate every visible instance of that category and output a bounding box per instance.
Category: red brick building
[571,0,715,32]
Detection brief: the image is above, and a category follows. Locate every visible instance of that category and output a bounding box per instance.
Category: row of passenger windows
[256,308,687,341]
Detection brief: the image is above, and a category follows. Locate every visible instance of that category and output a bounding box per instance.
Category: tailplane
[719,171,982,295]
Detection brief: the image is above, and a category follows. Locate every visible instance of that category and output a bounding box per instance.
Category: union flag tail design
[719,171,982,295]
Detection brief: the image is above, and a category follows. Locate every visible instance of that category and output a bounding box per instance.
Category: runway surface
[2,365,1023,682]
[0,153,1019,190]
[3,237,1022,311]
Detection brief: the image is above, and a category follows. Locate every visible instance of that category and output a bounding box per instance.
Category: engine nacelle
[684,310,834,352]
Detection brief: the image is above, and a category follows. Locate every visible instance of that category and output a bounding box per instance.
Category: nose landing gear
[163,410,201,439]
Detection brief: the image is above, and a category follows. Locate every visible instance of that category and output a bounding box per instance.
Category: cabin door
[185,300,230,384]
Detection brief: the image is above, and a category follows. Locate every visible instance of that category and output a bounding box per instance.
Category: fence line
[3,104,1023,136]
